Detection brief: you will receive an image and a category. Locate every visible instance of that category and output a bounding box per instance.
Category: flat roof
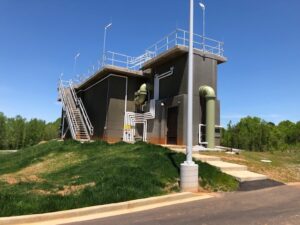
[141,46,227,70]
[76,46,227,91]
[76,65,145,90]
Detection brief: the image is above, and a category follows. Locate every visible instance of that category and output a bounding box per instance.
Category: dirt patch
[253,166,298,183]
[1,174,44,184]
[31,182,96,196]
[31,189,52,195]
[4,177,18,185]
[164,180,179,193]
[0,152,86,185]
[20,175,43,183]
[219,155,248,163]
[57,182,96,196]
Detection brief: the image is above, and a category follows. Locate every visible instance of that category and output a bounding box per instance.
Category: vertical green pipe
[206,96,215,149]
[199,86,216,149]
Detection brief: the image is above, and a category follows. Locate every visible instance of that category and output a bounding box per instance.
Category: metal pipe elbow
[135,83,147,105]
[199,85,216,98]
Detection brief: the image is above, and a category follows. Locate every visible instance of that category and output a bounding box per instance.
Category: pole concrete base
[180,162,199,192]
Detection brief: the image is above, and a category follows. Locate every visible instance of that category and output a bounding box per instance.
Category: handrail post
[166,36,169,50]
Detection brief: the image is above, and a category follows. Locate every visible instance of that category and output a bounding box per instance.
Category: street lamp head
[75,53,80,59]
[105,23,112,29]
[199,2,205,9]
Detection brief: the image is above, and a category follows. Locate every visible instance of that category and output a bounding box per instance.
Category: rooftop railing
[102,29,224,71]
[75,29,224,84]
[104,50,154,71]
[146,28,224,58]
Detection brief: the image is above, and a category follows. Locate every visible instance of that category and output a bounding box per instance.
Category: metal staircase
[58,79,94,142]
[123,99,156,142]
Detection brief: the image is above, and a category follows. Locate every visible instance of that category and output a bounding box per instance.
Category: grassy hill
[0,141,238,217]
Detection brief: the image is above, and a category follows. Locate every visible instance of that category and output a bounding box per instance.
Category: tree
[25,119,46,147]
[44,118,60,141]
[6,115,26,149]
[221,116,295,151]
[0,112,60,150]
[277,120,296,144]
[0,113,7,149]
[294,121,300,144]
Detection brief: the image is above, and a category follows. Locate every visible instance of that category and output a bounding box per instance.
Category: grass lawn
[0,141,238,217]
[203,150,300,183]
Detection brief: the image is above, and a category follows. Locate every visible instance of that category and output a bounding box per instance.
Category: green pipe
[199,85,216,149]
[134,83,147,105]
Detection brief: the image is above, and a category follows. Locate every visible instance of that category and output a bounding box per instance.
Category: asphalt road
[64,184,300,225]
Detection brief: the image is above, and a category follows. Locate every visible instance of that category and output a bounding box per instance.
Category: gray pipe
[199,85,216,149]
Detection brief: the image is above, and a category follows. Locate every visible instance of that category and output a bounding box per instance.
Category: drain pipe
[134,83,147,105]
[199,85,216,149]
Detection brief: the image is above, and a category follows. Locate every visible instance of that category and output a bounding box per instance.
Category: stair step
[192,154,221,162]
[164,145,268,183]
[225,170,268,182]
[207,161,248,172]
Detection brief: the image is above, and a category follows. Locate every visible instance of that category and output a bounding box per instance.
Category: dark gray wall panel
[79,79,109,139]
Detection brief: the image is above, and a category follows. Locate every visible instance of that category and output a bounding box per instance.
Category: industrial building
[58,28,226,148]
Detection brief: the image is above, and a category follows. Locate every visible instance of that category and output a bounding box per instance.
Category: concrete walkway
[164,145,268,183]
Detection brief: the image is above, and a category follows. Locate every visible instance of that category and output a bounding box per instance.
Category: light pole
[199,2,205,50]
[74,53,80,75]
[102,23,112,66]
[180,0,199,193]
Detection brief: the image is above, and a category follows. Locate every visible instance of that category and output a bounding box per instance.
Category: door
[167,107,178,145]
[135,123,144,142]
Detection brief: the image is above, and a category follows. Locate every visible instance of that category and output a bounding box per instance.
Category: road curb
[0,192,213,225]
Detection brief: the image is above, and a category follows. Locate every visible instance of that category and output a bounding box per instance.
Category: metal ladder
[58,79,94,142]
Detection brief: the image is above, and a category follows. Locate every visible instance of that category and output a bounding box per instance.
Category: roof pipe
[134,83,147,105]
[199,85,216,149]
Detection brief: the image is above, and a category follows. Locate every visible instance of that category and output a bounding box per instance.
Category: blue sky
[0,0,299,126]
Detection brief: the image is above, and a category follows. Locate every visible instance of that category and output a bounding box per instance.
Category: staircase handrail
[77,98,94,136]
[69,81,94,136]
[58,79,78,139]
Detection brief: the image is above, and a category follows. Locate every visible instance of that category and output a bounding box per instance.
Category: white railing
[146,28,224,58]
[58,80,78,139]
[104,51,154,71]
[77,28,224,84]
[59,79,94,139]
[69,81,94,136]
